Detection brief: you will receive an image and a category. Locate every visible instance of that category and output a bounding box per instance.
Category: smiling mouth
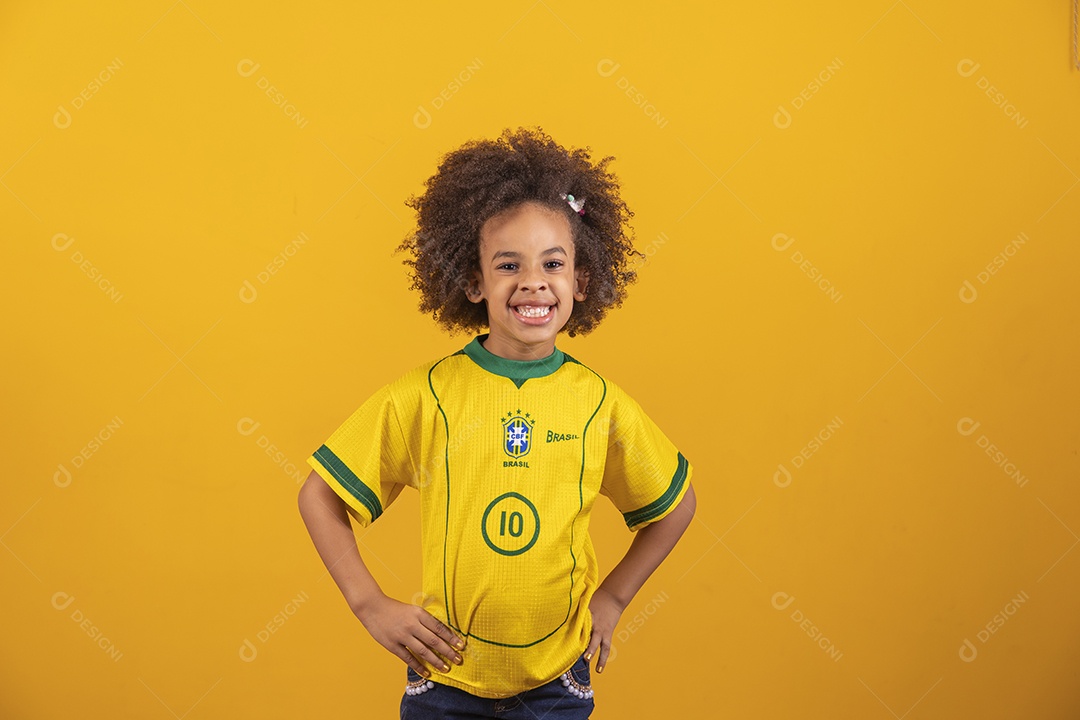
[513,304,553,318]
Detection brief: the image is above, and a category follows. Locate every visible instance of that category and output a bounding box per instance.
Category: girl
[299,126,696,719]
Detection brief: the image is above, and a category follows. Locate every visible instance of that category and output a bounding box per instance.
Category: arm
[586,481,697,672]
[297,469,464,678]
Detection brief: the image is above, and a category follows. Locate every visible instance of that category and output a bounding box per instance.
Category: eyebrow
[491,246,568,261]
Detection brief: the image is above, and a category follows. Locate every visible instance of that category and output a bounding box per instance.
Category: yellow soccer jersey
[307,334,692,698]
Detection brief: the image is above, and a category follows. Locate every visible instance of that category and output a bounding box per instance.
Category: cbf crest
[502,409,535,459]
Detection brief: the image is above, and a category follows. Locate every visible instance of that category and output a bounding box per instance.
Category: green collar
[461,334,565,388]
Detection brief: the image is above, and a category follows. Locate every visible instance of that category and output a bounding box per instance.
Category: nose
[519,264,548,291]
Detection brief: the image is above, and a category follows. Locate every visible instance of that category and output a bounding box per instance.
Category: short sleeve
[600,384,693,531]
[306,383,415,527]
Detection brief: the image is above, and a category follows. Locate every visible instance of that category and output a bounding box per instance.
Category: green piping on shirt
[428,355,455,632]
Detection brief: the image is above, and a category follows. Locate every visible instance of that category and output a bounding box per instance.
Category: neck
[479,334,556,361]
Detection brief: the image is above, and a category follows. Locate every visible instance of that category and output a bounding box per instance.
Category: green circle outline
[480,492,540,556]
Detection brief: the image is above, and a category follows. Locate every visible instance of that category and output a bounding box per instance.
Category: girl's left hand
[585,587,625,673]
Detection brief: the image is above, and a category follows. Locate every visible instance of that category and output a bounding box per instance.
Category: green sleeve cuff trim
[622,452,689,529]
[313,445,383,521]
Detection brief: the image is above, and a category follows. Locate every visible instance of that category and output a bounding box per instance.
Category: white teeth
[515,305,551,318]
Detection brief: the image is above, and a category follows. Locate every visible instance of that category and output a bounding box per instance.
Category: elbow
[680,481,697,523]
[298,470,320,516]
[297,480,310,518]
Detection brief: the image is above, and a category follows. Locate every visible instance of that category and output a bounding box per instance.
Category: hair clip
[561,193,586,216]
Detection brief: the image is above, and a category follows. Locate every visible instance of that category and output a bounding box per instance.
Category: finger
[584,628,601,667]
[408,631,456,672]
[596,633,611,673]
[398,645,432,679]
[420,611,467,653]
[419,627,463,666]
[417,613,465,664]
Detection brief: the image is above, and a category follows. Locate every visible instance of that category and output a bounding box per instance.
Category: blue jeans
[399,653,594,719]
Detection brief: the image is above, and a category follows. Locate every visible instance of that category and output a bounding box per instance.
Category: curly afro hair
[395,126,644,337]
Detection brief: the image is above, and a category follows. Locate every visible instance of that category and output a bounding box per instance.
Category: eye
[544,260,564,269]
[497,263,518,271]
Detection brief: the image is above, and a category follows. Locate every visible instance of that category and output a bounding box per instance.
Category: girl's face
[466,201,589,361]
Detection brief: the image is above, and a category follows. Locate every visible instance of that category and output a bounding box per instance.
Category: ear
[465,271,485,304]
[573,266,589,302]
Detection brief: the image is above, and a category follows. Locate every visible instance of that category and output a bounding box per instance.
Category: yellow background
[4,1,1079,717]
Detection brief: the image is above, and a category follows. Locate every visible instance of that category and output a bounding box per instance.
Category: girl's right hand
[354,594,465,678]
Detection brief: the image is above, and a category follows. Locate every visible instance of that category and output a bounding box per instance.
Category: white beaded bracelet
[560,670,593,699]
[405,677,436,696]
